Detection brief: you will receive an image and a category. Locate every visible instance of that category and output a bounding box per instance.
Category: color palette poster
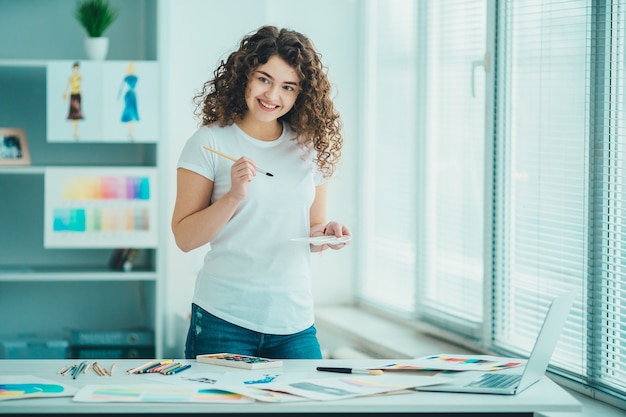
[44,167,158,248]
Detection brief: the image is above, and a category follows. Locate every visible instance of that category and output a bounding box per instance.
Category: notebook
[419,292,576,395]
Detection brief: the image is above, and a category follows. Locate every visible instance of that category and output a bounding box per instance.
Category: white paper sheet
[0,375,78,401]
[72,384,254,403]
[255,374,446,401]
[290,236,352,245]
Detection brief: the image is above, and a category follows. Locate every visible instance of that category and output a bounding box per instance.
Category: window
[357,0,419,315]
[357,0,626,409]
[494,0,588,375]
[358,0,489,335]
[415,0,488,339]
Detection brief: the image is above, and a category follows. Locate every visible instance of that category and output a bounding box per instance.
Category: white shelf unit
[0,0,163,358]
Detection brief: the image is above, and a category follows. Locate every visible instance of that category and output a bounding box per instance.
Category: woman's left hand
[311,221,351,252]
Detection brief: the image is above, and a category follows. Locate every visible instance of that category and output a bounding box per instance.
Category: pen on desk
[70,363,80,378]
[94,362,108,376]
[202,146,274,177]
[61,364,75,376]
[73,361,87,379]
[316,367,383,376]
[92,362,101,376]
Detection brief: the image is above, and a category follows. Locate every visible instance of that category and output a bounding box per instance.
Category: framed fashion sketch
[44,167,158,248]
[46,61,159,143]
[0,128,31,166]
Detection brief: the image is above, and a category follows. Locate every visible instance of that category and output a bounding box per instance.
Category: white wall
[159,0,359,354]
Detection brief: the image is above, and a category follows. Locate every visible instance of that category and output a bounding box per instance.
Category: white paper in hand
[289,236,352,246]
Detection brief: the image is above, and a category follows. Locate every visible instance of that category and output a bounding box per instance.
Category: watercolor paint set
[196,353,283,370]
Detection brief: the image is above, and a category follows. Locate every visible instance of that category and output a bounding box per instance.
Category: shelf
[0,59,158,67]
[0,266,157,282]
[0,164,157,175]
[0,59,48,67]
[0,166,45,175]
[0,0,162,357]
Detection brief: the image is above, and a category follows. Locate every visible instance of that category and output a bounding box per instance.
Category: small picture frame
[0,128,31,166]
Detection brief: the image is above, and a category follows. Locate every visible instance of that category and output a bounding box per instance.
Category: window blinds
[496,0,626,399]
[585,0,626,396]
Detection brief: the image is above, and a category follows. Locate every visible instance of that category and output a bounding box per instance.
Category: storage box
[71,346,154,359]
[68,328,154,359]
[69,328,154,346]
[0,335,69,359]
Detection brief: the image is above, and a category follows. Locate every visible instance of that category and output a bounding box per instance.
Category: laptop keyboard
[467,373,521,389]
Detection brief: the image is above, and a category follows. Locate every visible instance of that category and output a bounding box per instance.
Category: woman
[172,25,350,360]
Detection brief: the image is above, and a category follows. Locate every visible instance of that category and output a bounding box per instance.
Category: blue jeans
[185,303,323,360]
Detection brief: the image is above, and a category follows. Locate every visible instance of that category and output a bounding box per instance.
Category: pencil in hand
[202,146,274,177]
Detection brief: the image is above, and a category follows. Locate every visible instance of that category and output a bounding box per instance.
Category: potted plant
[74,0,120,60]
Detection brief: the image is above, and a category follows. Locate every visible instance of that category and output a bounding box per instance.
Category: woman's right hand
[228,156,257,201]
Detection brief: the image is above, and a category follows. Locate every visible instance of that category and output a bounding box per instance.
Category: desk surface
[0,359,581,416]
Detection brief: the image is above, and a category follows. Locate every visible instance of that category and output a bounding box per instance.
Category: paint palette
[196,353,283,370]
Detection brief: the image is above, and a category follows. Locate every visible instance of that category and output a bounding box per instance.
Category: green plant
[74,0,119,37]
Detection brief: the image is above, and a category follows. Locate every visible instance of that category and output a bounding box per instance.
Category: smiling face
[242,55,301,128]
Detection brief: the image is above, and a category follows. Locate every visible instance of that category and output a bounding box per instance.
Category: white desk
[0,359,581,416]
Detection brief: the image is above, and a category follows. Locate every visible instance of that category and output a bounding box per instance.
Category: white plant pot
[84,37,109,60]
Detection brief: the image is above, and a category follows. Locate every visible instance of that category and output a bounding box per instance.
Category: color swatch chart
[44,167,158,248]
[53,175,150,232]
[53,207,149,232]
[60,175,151,201]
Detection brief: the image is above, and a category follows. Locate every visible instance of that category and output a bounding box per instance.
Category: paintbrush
[202,146,274,177]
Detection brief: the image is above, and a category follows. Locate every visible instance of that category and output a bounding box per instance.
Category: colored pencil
[167,364,191,375]
[159,362,182,374]
[126,360,157,374]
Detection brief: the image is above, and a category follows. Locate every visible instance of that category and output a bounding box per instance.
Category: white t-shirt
[177,123,324,334]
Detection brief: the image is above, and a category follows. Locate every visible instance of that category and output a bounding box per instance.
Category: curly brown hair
[193,25,343,178]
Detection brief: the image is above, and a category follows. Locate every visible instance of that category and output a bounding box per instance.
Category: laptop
[419,292,576,395]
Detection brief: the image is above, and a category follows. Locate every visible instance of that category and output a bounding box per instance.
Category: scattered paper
[375,354,525,372]
[72,384,253,403]
[220,385,308,403]
[0,376,78,401]
[255,374,446,401]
